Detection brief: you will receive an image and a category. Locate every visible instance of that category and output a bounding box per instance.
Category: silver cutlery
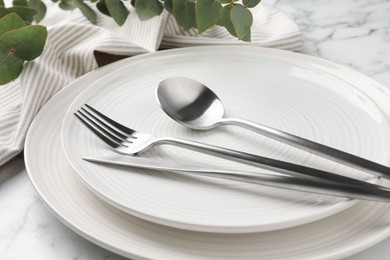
[157,77,390,180]
[75,104,390,201]
[83,154,390,202]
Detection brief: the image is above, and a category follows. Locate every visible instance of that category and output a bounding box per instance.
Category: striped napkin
[0,3,301,166]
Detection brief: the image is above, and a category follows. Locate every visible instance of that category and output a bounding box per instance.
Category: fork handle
[159,137,381,189]
[218,117,390,180]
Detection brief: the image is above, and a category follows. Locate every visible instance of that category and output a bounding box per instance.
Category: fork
[74,104,390,200]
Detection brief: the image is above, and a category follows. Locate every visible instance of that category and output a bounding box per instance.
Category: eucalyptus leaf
[195,0,222,34]
[7,6,37,23]
[0,8,7,18]
[0,13,26,37]
[13,0,28,6]
[59,0,75,10]
[0,24,47,85]
[230,4,252,40]
[0,45,24,85]
[217,0,231,3]
[135,0,163,21]
[242,0,261,8]
[1,25,47,60]
[96,1,110,16]
[241,28,251,42]
[29,0,47,23]
[220,4,236,37]
[73,0,96,23]
[172,0,196,30]
[106,0,129,25]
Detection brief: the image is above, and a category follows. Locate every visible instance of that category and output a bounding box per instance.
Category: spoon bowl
[157,77,224,130]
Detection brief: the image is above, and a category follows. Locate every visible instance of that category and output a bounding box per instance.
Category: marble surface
[1,0,390,259]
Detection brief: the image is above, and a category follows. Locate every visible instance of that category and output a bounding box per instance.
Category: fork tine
[85,104,136,136]
[74,110,127,149]
[80,106,130,141]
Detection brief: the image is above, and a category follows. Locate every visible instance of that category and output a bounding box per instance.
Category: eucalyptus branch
[0,0,261,85]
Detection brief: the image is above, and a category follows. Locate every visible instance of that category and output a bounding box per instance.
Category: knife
[83,154,390,202]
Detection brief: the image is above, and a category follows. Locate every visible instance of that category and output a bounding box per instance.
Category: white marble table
[1,0,390,259]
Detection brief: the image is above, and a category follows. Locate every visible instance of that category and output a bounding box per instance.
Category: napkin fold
[0,4,301,167]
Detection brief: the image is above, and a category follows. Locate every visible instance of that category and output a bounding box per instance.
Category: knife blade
[83,154,390,202]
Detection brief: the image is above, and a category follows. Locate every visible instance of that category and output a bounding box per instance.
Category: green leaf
[7,6,37,23]
[242,0,261,8]
[13,0,28,6]
[195,0,222,34]
[59,0,75,10]
[0,24,47,85]
[164,0,172,14]
[172,0,195,30]
[0,13,27,84]
[0,0,4,6]
[230,4,252,40]
[218,0,240,3]
[220,4,236,37]
[96,1,110,16]
[0,45,24,85]
[221,4,252,41]
[241,28,251,42]
[106,0,129,25]
[0,13,26,37]
[29,0,47,23]
[1,25,47,60]
[0,8,8,18]
[135,0,163,21]
[73,0,97,23]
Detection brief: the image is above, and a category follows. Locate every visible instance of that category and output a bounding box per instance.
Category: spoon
[157,77,390,180]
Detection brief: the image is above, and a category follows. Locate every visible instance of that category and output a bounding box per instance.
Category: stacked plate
[25,46,390,259]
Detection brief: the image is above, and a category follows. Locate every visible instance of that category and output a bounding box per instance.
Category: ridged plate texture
[60,47,390,233]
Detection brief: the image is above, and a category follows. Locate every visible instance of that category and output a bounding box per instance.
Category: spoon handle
[221,117,390,180]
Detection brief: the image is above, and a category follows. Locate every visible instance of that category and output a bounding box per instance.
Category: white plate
[61,47,390,233]
[26,46,390,259]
